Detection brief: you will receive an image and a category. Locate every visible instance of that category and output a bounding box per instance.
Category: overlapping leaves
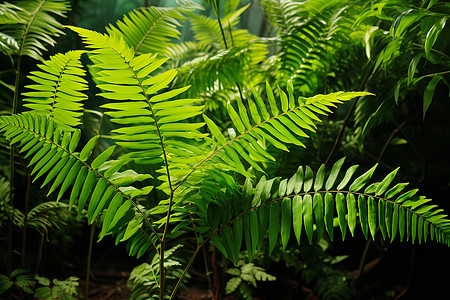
[203,83,371,177]
[68,26,207,168]
[203,158,450,264]
[0,113,153,244]
[0,0,70,60]
[263,0,359,94]
[106,0,202,56]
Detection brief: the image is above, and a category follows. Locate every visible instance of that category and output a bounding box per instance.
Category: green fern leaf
[0,0,70,60]
[206,160,450,259]
[69,26,206,184]
[22,50,88,131]
[201,85,371,178]
[0,113,154,246]
[106,0,202,56]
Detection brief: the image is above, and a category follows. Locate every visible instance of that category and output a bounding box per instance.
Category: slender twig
[415,70,450,79]
[377,121,406,162]
[356,236,372,282]
[324,63,373,165]
[324,98,358,166]
[170,240,208,299]
[21,173,31,268]
[7,53,22,276]
[215,6,228,50]
[212,245,220,300]
[317,116,328,163]
[202,245,213,293]
[85,222,96,300]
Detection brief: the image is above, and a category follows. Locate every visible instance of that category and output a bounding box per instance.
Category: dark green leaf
[325,158,345,190]
[269,202,280,255]
[314,164,325,191]
[336,193,347,240]
[292,195,303,244]
[303,194,313,244]
[281,198,292,251]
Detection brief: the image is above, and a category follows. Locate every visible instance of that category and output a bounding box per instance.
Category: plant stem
[85,222,95,300]
[377,121,406,162]
[325,63,373,165]
[21,172,31,268]
[356,237,372,281]
[160,189,175,299]
[215,7,228,50]
[170,241,206,299]
[212,245,220,300]
[159,242,165,300]
[202,245,213,292]
[7,53,22,276]
[35,226,46,273]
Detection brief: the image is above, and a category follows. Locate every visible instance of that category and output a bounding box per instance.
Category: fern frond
[26,201,69,233]
[264,0,359,94]
[69,26,206,177]
[129,245,189,299]
[0,177,24,228]
[106,0,202,56]
[202,158,450,264]
[196,83,371,179]
[173,46,251,97]
[0,32,19,54]
[190,4,249,49]
[164,41,211,69]
[22,50,88,131]
[0,0,70,60]
[0,2,23,24]
[0,113,154,243]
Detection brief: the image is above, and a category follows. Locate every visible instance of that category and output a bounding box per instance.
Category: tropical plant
[0,269,79,299]
[225,252,276,300]
[1,0,449,299]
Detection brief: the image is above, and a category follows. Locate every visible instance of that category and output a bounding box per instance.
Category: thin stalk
[85,223,96,300]
[85,112,105,299]
[170,241,207,300]
[377,121,406,162]
[317,116,328,163]
[215,7,228,50]
[226,21,246,103]
[21,172,32,268]
[356,237,372,281]
[202,245,213,293]
[160,189,174,299]
[325,63,373,165]
[212,245,220,300]
[7,53,22,276]
[159,243,165,300]
[35,226,46,273]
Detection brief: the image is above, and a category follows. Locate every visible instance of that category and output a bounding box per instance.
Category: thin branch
[377,121,406,162]
[325,63,373,165]
[170,240,209,299]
